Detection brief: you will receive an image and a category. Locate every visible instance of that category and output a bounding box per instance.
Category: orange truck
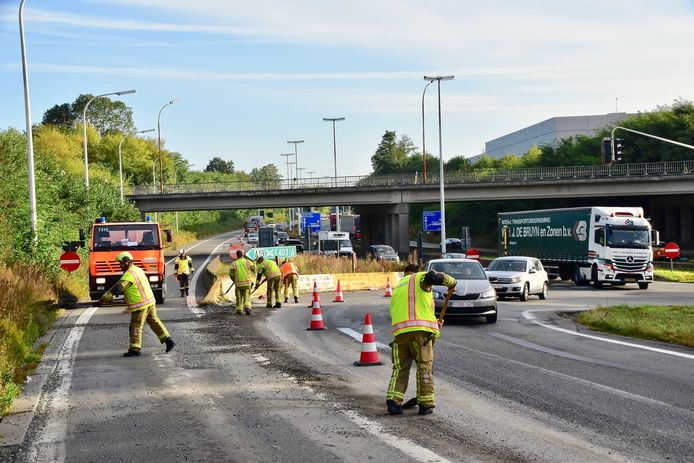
[86,217,172,303]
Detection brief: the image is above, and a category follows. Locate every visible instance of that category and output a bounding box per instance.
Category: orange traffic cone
[353,312,384,366]
[383,277,393,297]
[308,281,318,308]
[307,303,326,330]
[333,279,345,302]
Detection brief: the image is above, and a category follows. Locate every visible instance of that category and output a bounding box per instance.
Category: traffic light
[601,137,614,164]
[613,138,625,161]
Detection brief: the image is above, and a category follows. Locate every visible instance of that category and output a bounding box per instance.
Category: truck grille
[612,256,648,272]
[488,277,512,284]
[94,260,152,273]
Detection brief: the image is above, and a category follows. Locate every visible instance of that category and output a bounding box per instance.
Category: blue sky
[2,0,693,178]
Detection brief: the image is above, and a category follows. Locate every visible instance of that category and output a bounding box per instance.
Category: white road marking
[336,327,391,350]
[29,307,97,463]
[522,308,694,360]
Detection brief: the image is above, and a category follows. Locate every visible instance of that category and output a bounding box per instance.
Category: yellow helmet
[115,251,134,262]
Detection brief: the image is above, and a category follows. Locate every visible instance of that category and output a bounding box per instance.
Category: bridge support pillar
[357,204,410,258]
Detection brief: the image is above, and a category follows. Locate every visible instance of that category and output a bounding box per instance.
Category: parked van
[318,231,353,257]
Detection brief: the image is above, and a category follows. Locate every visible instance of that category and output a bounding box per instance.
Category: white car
[247,232,258,244]
[485,256,549,301]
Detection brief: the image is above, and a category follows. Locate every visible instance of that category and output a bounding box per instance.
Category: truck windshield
[606,227,650,249]
[92,224,160,250]
[338,239,352,249]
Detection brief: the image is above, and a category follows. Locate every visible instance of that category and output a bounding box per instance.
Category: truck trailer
[499,206,656,289]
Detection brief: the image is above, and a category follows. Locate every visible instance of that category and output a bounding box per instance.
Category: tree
[205,157,235,174]
[250,164,281,189]
[42,94,134,135]
[371,130,414,175]
[42,103,73,128]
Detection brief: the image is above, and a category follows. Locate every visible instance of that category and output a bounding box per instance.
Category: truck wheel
[539,282,548,300]
[90,292,101,302]
[485,313,497,324]
[559,267,572,281]
[591,266,604,289]
[155,289,165,304]
[574,267,589,286]
[638,282,649,290]
[520,283,529,301]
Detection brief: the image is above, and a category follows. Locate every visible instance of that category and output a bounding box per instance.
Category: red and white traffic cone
[307,302,326,330]
[333,279,345,302]
[308,281,319,308]
[383,277,393,297]
[353,312,384,366]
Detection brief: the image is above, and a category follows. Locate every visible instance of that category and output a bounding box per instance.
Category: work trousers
[235,284,251,313]
[265,276,281,305]
[178,273,190,296]
[386,330,436,408]
[129,304,170,352]
[283,274,298,299]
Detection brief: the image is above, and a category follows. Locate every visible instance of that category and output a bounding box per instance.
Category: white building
[477,112,633,161]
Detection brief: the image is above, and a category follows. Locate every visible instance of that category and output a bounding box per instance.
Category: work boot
[244,307,252,315]
[185,289,190,296]
[386,399,403,415]
[274,302,281,308]
[283,298,288,303]
[123,350,141,357]
[165,338,176,353]
[418,405,434,415]
[266,303,273,308]
[236,310,243,315]
[180,290,185,297]
[294,297,299,304]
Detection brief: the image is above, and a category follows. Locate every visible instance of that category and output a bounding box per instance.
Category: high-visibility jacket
[230,257,255,286]
[175,255,194,275]
[257,259,281,280]
[390,272,440,338]
[280,261,299,279]
[120,265,156,312]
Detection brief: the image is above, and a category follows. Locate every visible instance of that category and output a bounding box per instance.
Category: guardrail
[128,160,694,195]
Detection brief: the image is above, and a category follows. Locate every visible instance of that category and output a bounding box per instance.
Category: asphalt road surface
[2,231,693,462]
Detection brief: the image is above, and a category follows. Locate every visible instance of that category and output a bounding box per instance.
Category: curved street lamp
[421,80,435,184]
[19,0,36,240]
[158,98,179,193]
[323,117,345,230]
[83,89,136,193]
[118,128,155,203]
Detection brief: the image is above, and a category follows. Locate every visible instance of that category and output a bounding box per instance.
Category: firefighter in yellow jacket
[255,256,282,308]
[174,249,194,297]
[229,250,255,315]
[98,252,175,357]
[386,264,456,415]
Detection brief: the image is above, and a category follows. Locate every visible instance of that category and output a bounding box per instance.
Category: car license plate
[449,300,474,308]
[625,277,636,282]
[492,284,503,289]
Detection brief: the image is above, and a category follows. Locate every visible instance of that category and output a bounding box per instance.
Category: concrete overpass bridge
[129,161,694,255]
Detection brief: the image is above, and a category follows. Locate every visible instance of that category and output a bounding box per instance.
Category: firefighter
[97,252,175,357]
[255,256,282,308]
[280,258,300,303]
[174,249,195,297]
[229,249,255,315]
[386,264,456,415]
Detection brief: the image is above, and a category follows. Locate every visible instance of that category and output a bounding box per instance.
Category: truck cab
[318,231,354,257]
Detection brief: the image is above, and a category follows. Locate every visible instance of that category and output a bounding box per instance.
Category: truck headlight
[95,277,106,284]
[433,291,443,299]
[149,275,159,282]
[480,289,496,299]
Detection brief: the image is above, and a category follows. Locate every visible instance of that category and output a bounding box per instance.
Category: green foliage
[250,164,281,188]
[42,93,135,135]
[371,131,416,174]
[205,156,235,174]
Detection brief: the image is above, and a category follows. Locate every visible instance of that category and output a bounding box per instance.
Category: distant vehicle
[441,252,466,259]
[445,238,463,251]
[248,215,263,224]
[424,258,497,324]
[286,238,304,253]
[367,245,400,262]
[266,222,276,228]
[247,232,259,244]
[319,231,353,257]
[485,256,549,301]
[258,226,276,247]
[330,213,361,240]
[277,231,289,244]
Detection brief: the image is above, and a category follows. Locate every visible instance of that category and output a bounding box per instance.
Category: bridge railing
[127,160,694,195]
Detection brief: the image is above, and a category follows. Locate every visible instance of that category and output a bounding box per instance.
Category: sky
[1,0,693,179]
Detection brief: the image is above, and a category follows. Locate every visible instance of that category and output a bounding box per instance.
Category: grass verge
[576,305,694,348]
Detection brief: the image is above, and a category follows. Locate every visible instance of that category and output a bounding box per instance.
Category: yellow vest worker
[256,256,282,308]
[280,260,299,303]
[174,249,195,297]
[386,264,456,415]
[99,251,175,357]
[229,250,255,315]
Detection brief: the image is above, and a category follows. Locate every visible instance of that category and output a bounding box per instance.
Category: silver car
[424,259,498,324]
[485,256,549,301]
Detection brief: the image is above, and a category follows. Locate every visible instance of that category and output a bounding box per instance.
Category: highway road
[2,230,693,462]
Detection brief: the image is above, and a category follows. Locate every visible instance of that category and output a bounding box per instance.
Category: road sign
[663,242,680,259]
[302,212,321,232]
[60,251,81,272]
[246,246,297,261]
[423,211,441,232]
[465,248,480,260]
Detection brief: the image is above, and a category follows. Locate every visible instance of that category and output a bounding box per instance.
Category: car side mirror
[529,268,536,274]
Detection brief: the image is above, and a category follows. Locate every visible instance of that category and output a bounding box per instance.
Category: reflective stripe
[392,319,439,331]
[391,272,439,337]
[124,267,155,311]
[408,275,416,319]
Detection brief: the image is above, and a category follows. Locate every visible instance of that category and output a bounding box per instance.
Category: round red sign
[465,248,480,260]
[59,251,81,272]
[663,242,680,259]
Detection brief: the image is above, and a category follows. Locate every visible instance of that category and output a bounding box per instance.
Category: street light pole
[19,0,37,241]
[280,153,293,188]
[424,75,454,253]
[151,158,158,194]
[157,98,178,194]
[82,89,136,194]
[118,128,154,203]
[287,140,304,184]
[421,81,434,184]
[323,117,345,231]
